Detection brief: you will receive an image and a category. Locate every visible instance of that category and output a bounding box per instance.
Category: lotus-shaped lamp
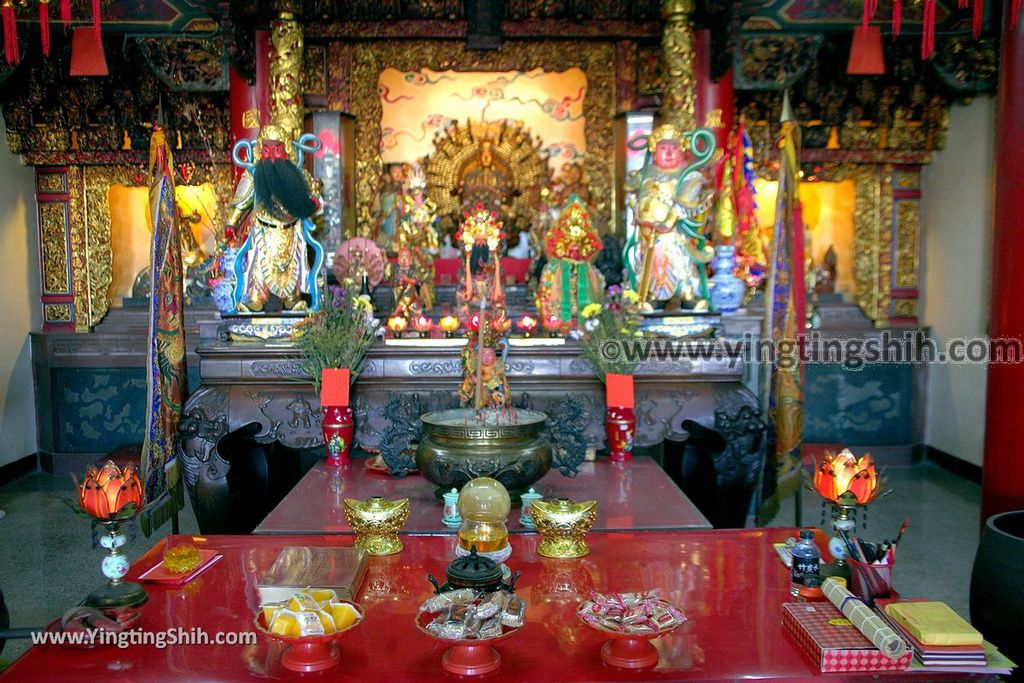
[813,448,883,506]
[73,460,144,521]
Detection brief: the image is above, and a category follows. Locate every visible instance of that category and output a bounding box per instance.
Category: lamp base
[84,581,149,609]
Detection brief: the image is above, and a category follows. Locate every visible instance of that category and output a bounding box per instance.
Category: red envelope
[321,368,350,407]
[606,373,634,409]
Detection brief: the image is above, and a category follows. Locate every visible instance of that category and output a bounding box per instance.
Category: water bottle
[790,529,821,596]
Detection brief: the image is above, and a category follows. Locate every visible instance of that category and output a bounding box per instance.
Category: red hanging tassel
[91,0,100,39]
[2,0,18,66]
[39,0,50,57]
[60,0,69,27]
[972,0,983,37]
[921,0,936,60]
[957,0,967,7]
[1013,0,1021,29]
[892,0,902,37]
[861,0,878,31]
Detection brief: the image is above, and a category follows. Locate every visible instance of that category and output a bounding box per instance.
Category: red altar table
[2,530,977,682]
[254,456,712,534]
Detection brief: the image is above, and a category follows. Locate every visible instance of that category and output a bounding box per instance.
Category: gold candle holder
[530,498,597,558]
[343,497,410,556]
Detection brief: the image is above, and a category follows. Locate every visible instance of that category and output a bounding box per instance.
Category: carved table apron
[178,338,760,532]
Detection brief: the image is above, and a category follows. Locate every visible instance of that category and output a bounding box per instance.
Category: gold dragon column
[269,9,304,142]
[660,0,697,131]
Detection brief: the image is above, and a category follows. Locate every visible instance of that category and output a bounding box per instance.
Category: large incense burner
[415,408,552,501]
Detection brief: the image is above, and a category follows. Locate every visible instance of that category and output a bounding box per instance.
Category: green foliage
[292,286,380,393]
[577,287,644,381]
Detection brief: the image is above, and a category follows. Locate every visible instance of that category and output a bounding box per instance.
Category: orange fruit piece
[330,603,360,631]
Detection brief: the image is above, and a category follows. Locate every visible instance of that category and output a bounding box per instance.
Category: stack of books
[876,600,1014,675]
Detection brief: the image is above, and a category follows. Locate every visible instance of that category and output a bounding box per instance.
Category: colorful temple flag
[141,128,189,521]
[759,93,806,520]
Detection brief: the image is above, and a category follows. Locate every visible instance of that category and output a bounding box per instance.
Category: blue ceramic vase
[709,245,744,313]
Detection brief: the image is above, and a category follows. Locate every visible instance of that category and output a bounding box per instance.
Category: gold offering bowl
[530,498,598,559]
[343,497,410,556]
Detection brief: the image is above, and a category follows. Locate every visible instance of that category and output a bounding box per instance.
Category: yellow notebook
[884,602,983,646]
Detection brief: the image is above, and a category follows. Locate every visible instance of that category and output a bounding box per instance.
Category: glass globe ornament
[457,477,511,555]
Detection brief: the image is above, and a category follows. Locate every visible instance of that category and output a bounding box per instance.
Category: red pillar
[694,29,733,152]
[982,5,1024,522]
[228,30,271,168]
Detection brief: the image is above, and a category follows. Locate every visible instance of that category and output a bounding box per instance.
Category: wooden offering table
[254,456,712,534]
[180,331,763,533]
[1,530,987,682]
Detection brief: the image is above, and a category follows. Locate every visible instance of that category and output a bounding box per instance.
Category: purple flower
[608,284,623,297]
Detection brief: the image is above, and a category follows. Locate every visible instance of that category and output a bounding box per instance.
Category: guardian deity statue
[624,125,716,308]
[226,124,325,312]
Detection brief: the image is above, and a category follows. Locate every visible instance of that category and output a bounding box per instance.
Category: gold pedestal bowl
[530,498,598,559]
[343,497,410,556]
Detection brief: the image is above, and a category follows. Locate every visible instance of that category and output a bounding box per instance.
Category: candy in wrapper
[292,611,326,636]
[501,595,526,628]
[419,588,479,613]
[479,617,503,639]
[476,591,510,619]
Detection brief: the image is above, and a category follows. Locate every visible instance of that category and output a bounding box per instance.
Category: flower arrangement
[578,286,644,380]
[292,285,380,393]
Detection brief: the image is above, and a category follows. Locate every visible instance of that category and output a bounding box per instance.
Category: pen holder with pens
[848,557,894,606]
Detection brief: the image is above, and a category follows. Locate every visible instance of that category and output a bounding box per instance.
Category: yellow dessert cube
[330,603,360,631]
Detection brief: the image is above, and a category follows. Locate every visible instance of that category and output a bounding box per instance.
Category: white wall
[0,121,40,467]
[921,97,995,466]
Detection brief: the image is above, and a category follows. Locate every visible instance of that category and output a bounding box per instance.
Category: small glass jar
[457,477,511,553]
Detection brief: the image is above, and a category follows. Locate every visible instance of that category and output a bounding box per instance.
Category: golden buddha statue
[624,124,716,308]
[226,124,325,313]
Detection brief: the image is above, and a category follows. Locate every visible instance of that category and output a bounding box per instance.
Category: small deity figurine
[624,124,716,308]
[459,343,511,410]
[226,124,325,312]
[536,195,605,326]
[393,165,439,309]
[371,162,408,248]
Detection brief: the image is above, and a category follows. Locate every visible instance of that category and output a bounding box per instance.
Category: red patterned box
[782,602,912,673]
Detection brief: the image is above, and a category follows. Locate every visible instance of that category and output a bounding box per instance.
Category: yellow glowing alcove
[753,178,856,296]
[108,184,220,303]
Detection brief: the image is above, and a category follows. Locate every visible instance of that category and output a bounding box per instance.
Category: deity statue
[389,247,431,318]
[624,125,716,309]
[371,162,408,249]
[551,162,591,208]
[454,204,511,410]
[455,203,506,319]
[536,195,605,326]
[459,141,513,215]
[226,124,325,313]
[458,344,511,410]
[393,165,439,310]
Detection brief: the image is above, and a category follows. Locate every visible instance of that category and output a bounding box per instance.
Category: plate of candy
[415,588,526,676]
[577,589,687,669]
[255,589,364,673]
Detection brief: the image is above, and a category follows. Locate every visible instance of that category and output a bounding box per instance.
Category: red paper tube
[39,0,50,57]
[2,1,17,65]
[892,0,901,37]
[60,0,69,26]
[91,0,100,39]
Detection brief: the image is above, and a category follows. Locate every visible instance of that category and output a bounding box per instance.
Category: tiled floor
[0,460,982,669]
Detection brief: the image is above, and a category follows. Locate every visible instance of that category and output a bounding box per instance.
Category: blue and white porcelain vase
[709,245,744,314]
[212,247,239,314]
